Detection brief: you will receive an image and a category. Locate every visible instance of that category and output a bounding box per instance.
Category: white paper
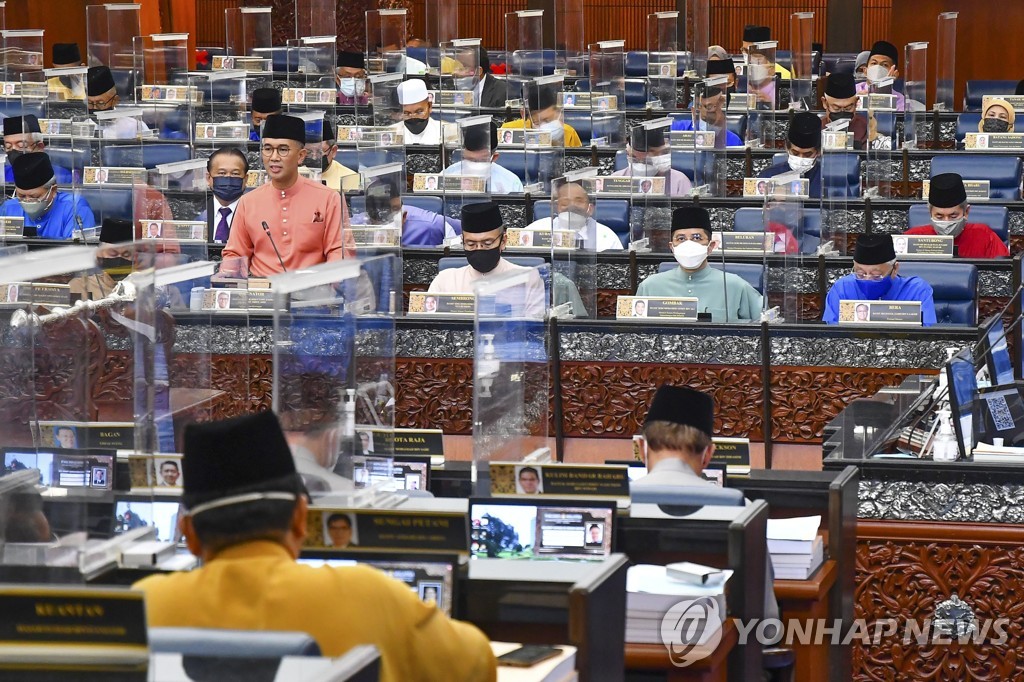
[626,564,732,596]
[766,515,821,541]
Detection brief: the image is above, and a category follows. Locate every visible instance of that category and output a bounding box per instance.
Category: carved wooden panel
[598,290,629,319]
[768,293,823,322]
[769,367,916,442]
[855,522,1024,681]
[394,358,475,433]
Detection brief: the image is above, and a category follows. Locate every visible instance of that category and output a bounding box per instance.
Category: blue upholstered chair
[732,206,822,255]
[100,144,192,170]
[897,262,978,326]
[532,199,630,248]
[963,80,1018,111]
[930,154,1022,201]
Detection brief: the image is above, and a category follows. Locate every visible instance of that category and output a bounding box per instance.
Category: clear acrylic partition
[691,79,729,196]
[935,14,958,112]
[22,70,84,184]
[437,117,492,247]
[271,257,397,496]
[549,173,597,318]
[819,121,851,255]
[863,72,894,199]
[284,35,336,93]
[424,0,459,71]
[0,244,163,578]
[747,41,778,150]
[86,4,142,77]
[225,7,272,58]
[764,175,804,322]
[903,42,928,149]
[145,158,212,255]
[295,0,336,42]
[133,34,192,143]
[188,70,248,149]
[523,75,565,192]
[554,0,585,76]
[0,4,6,33]
[589,41,626,148]
[472,264,551,492]
[347,163,404,312]
[789,13,814,110]
[439,39,481,117]
[629,120,673,251]
[365,10,408,76]
[452,114,493,182]
[685,0,710,80]
[505,9,545,104]
[360,72,403,168]
[647,12,680,113]
[0,30,43,85]
[292,110,324,183]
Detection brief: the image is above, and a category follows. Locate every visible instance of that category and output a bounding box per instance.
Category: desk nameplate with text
[408,292,475,316]
[923,179,989,201]
[490,462,630,497]
[837,299,923,326]
[893,234,954,258]
[305,508,468,553]
[617,296,698,320]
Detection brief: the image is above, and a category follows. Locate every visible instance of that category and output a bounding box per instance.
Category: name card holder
[412,173,487,193]
[668,130,716,149]
[922,179,989,201]
[579,176,666,196]
[837,299,922,326]
[964,132,1024,150]
[489,462,630,497]
[616,296,699,320]
[408,291,475,315]
[893,234,954,258]
[305,507,469,553]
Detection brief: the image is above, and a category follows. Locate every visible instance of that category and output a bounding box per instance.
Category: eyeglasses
[464,235,503,251]
[827,103,857,113]
[853,266,894,281]
[261,144,297,157]
[400,107,430,120]
[671,234,707,245]
[88,94,117,110]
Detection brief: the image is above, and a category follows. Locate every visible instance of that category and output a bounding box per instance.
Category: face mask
[788,154,816,173]
[466,244,502,273]
[338,78,365,98]
[650,153,671,174]
[6,149,23,164]
[455,76,476,91]
[211,176,245,203]
[320,154,333,172]
[856,275,894,299]
[556,209,590,230]
[19,188,53,221]
[748,63,771,81]
[673,240,709,269]
[538,119,564,143]
[830,111,854,121]
[404,117,430,135]
[461,160,490,177]
[931,216,966,237]
[866,64,889,83]
[982,118,1011,133]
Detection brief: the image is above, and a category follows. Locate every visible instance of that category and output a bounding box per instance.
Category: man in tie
[200,147,248,244]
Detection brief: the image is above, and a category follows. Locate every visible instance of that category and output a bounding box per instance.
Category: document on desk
[766,515,820,552]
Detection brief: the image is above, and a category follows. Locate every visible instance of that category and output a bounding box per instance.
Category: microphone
[261,221,288,273]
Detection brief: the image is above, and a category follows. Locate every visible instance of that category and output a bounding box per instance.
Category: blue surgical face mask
[856,276,894,299]
[212,176,245,203]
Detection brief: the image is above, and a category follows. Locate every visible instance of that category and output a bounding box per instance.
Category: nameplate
[347,226,400,246]
[140,220,207,241]
[668,130,716,148]
[245,167,320,187]
[497,128,552,147]
[922,178,989,201]
[306,508,468,553]
[201,288,274,311]
[505,228,576,249]
[1,282,70,306]
[726,93,758,111]
[357,427,445,457]
[0,585,147,673]
[893,234,954,258]
[648,62,677,78]
[211,55,269,71]
[336,126,403,146]
[822,130,851,150]
[84,166,147,185]
[711,231,773,253]
[616,296,699,320]
[38,118,74,137]
[195,122,249,141]
[858,93,896,111]
[837,299,922,326]
[0,216,24,237]
[710,437,751,475]
[490,462,630,497]
[579,176,666,196]
[281,87,335,105]
[431,90,476,107]
[412,173,486,193]
[128,454,184,491]
[408,291,475,315]
[743,177,809,198]
[141,85,202,104]
[982,95,1024,112]
[561,92,617,110]
[964,132,1024,150]
[34,420,134,450]
[0,81,47,99]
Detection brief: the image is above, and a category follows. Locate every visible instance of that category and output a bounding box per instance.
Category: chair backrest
[908,203,1009,246]
[148,628,322,657]
[509,49,557,76]
[481,149,552,183]
[532,198,630,247]
[955,112,982,144]
[438,256,545,271]
[77,187,134,222]
[623,79,650,109]
[624,51,649,77]
[897,261,978,325]
[333,149,394,172]
[563,110,593,145]
[46,147,91,174]
[613,149,712,184]
[348,194,442,216]
[630,485,746,507]
[821,152,861,198]
[964,80,1018,111]
[100,144,192,170]
[732,206,821,254]
[930,154,1022,201]
[657,261,766,294]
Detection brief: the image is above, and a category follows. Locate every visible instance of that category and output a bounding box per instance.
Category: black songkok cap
[86,66,116,97]
[52,43,81,65]
[705,59,736,77]
[12,152,54,190]
[261,114,306,144]
[461,201,504,233]
[336,51,365,69]
[854,234,896,265]
[3,114,40,137]
[100,218,133,244]
[869,40,899,68]
[743,25,771,43]
[644,385,715,438]
[671,206,712,237]
[788,111,822,149]
[824,72,856,100]
[251,87,282,114]
[463,122,497,153]
[928,173,967,209]
[631,125,667,152]
[183,411,296,499]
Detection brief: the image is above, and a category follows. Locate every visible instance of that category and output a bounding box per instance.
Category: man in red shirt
[904,173,1009,258]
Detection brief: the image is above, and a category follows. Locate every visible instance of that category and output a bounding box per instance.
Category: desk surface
[774,559,837,602]
[624,618,737,671]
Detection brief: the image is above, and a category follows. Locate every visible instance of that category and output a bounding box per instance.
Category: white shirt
[394,117,443,146]
[212,197,241,237]
[443,160,524,195]
[523,216,623,251]
[291,444,355,493]
[427,257,546,318]
[99,112,152,140]
[404,55,429,75]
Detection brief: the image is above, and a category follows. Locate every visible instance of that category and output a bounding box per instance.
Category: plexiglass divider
[764,176,803,322]
[424,0,459,73]
[146,158,211,249]
[789,12,814,110]
[687,81,727,195]
[627,120,673,250]
[934,14,958,112]
[348,163,404,313]
[439,39,481,116]
[685,0,710,79]
[903,42,928,149]
[647,12,680,113]
[188,70,248,148]
[86,3,142,83]
[225,7,272,61]
[505,9,545,105]
[133,34,192,142]
[365,9,408,76]
[555,0,584,76]
[295,0,336,43]
[0,30,43,86]
[747,40,778,150]
[588,41,626,149]
[549,173,597,318]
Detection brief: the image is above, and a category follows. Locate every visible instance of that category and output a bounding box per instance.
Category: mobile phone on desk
[497,645,562,667]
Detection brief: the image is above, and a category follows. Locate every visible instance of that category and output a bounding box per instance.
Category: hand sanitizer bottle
[932,408,959,462]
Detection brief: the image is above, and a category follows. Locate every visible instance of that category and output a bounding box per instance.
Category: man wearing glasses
[635,206,762,322]
[3,116,75,184]
[822,234,936,325]
[86,66,152,140]
[222,115,345,276]
[820,73,878,151]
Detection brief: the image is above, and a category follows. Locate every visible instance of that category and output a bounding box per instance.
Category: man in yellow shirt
[135,412,496,682]
[320,120,359,192]
[500,83,582,147]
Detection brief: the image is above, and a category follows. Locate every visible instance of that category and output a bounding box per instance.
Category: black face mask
[5,149,22,164]
[466,244,502,273]
[404,117,430,135]
[982,118,1011,133]
[830,111,854,121]
[320,155,332,172]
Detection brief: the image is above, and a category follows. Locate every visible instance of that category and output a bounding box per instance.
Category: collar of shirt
[215,196,241,216]
[209,539,292,563]
[274,176,309,200]
[475,75,486,101]
[672,265,715,283]
[649,457,701,477]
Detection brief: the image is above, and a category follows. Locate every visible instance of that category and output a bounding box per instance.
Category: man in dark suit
[477,51,507,109]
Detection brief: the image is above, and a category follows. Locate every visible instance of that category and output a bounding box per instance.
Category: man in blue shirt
[0,152,95,240]
[354,179,462,247]
[443,120,523,195]
[670,60,743,148]
[3,115,75,184]
[759,111,823,197]
[823,234,937,325]
[249,88,282,142]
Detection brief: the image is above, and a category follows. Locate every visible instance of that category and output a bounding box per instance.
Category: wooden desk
[775,559,838,682]
[624,619,737,682]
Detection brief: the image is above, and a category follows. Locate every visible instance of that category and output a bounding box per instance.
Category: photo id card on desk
[195,122,249,141]
[837,300,922,326]
[412,173,487,193]
[982,95,1024,112]
[579,176,666,196]
[964,133,1024,150]
[0,282,71,306]
[408,292,476,316]
[347,226,400,246]
[336,126,402,146]
[922,178,989,201]
[281,87,335,104]
[496,128,551,147]
[743,177,809,198]
[668,130,716,148]
[616,296,698,320]
[140,220,207,241]
[892,234,953,258]
[822,130,850,150]
[140,85,202,104]
[505,228,576,249]
[0,216,24,237]
[83,166,147,185]
[711,231,773,253]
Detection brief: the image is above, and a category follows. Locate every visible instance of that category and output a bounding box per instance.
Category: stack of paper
[972,443,1024,463]
[625,564,730,645]
[766,515,824,580]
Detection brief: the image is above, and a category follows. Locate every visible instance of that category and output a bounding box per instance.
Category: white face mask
[339,78,365,97]
[788,154,816,173]
[673,240,709,269]
[866,64,889,83]
[461,160,490,177]
[650,153,671,174]
[556,209,590,231]
[538,119,564,142]
[455,76,477,91]
[931,216,966,237]
[748,63,772,82]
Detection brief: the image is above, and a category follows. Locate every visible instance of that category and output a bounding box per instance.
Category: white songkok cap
[397,79,429,105]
